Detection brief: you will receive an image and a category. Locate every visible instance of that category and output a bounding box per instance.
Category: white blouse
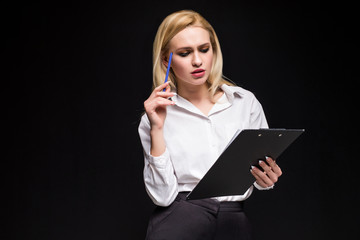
[138,84,270,206]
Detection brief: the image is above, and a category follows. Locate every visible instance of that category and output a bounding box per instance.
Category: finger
[251,166,273,187]
[259,160,278,183]
[165,83,171,93]
[265,156,278,169]
[154,81,171,92]
[155,91,176,98]
[258,160,271,173]
[153,97,175,107]
[144,96,175,112]
[148,82,171,100]
[250,168,267,187]
[266,157,282,176]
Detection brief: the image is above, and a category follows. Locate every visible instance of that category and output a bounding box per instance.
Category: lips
[191,68,205,78]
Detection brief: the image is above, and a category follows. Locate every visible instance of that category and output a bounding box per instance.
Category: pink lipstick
[191,68,205,78]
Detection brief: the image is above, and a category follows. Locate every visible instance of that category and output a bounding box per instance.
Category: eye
[178,52,190,57]
[200,47,209,53]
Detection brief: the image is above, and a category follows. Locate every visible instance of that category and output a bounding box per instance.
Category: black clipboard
[186,129,304,200]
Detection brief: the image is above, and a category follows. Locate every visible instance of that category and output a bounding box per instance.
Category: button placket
[206,118,217,149]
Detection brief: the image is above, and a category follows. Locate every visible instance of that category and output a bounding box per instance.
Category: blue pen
[163,52,173,92]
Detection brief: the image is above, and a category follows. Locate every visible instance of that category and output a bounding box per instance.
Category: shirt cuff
[253,181,274,190]
[147,148,170,169]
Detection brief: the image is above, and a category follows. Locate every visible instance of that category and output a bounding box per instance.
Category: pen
[163,52,173,92]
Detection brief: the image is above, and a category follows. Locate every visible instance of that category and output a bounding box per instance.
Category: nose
[192,51,202,67]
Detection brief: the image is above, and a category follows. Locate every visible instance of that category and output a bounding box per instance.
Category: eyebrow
[175,43,210,51]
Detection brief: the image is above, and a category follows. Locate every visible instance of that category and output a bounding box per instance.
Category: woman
[138,10,282,240]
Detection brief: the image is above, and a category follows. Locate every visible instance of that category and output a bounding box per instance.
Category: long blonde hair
[152,10,234,98]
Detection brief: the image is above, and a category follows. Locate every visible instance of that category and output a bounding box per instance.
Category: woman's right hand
[144,81,176,131]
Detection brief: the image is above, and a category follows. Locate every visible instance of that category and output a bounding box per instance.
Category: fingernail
[266,156,275,163]
[172,92,177,96]
[251,166,255,169]
[259,160,263,164]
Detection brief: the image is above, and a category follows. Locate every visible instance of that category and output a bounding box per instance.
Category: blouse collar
[170,84,244,117]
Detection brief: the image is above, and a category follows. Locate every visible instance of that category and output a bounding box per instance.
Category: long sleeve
[249,96,268,129]
[138,114,178,206]
[139,85,275,204]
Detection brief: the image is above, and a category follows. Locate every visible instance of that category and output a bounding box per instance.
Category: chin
[176,74,209,87]
[189,78,208,86]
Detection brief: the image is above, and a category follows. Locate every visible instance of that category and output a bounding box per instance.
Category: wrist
[150,127,164,136]
[150,128,166,157]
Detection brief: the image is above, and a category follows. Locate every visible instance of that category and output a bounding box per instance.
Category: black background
[5,0,358,239]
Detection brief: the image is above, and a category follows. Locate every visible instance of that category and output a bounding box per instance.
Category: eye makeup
[175,43,211,57]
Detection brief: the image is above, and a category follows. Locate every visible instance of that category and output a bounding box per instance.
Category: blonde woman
[138,10,282,240]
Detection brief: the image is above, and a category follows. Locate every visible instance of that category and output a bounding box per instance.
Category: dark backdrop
[5,1,358,239]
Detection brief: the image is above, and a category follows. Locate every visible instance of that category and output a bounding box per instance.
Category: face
[166,26,214,88]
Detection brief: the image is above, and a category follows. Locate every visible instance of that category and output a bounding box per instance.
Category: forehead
[169,26,210,49]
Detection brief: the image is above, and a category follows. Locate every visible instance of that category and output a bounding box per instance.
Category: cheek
[206,52,214,69]
[171,58,189,77]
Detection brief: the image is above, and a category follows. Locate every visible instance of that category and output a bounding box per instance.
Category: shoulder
[221,84,265,114]
[220,84,257,101]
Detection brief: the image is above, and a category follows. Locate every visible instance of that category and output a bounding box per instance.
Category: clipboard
[186,128,304,200]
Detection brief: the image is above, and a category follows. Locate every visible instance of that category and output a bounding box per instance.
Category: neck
[177,81,223,116]
[177,82,211,104]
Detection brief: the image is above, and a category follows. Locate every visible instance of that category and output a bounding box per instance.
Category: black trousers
[145,192,252,240]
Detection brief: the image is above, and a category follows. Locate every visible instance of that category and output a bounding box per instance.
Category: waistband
[176,192,244,212]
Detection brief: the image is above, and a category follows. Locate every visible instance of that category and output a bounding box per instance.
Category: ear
[162,55,169,68]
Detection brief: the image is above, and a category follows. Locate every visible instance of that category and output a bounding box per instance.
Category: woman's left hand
[250,157,282,188]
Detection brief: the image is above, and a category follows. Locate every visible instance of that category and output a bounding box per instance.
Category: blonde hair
[152,10,234,98]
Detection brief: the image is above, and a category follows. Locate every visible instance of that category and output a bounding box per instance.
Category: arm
[144,82,174,156]
[138,82,178,206]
